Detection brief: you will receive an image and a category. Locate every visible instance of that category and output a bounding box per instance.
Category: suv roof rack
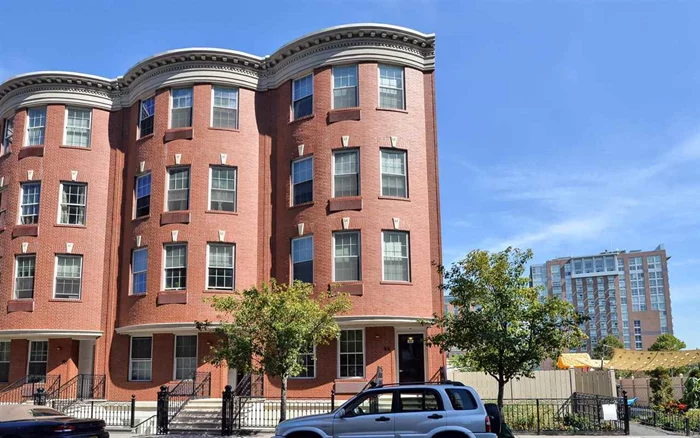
[373,381,465,389]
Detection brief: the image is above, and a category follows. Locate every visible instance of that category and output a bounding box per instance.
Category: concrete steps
[169,398,224,435]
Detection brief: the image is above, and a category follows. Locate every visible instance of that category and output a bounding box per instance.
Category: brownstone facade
[0,24,443,401]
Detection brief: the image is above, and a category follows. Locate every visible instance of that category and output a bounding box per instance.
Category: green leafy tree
[648,334,687,407]
[682,369,700,409]
[592,335,625,361]
[198,280,351,422]
[425,247,585,408]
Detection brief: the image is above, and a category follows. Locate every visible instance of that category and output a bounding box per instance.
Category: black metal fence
[0,374,61,404]
[630,405,700,436]
[156,371,212,434]
[35,389,136,429]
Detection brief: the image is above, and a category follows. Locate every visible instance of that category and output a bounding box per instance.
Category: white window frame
[131,248,148,295]
[291,156,313,206]
[380,149,408,198]
[0,341,9,382]
[291,235,314,283]
[205,243,235,291]
[332,231,361,282]
[331,65,359,110]
[381,231,411,282]
[19,182,41,225]
[129,336,153,382]
[378,64,406,110]
[208,166,237,212]
[25,107,47,146]
[210,86,239,129]
[332,149,360,198]
[169,87,193,129]
[163,243,188,291]
[53,254,83,300]
[291,344,316,379]
[173,334,198,380]
[14,255,36,299]
[135,172,152,219]
[337,328,365,379]
[27,340,48,377]
[2,115,14,155]
[292,73,314,120]
[139,96,155,138]
[63,107,92,147]
[57,182,87,225]
[166,167,190,212]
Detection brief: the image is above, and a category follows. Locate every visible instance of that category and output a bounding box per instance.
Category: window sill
[132,215,150,223]
[380,281,413,286]
[290,376,316,380]
[129,293,147,298]
[203,289,235,294]
[378,196,410,202]
[331,282,363,296]
[49,299,82,303]
[18,145,44,160]
[136,133,155,143]
[208,127,240,133]
[161,211,191,225]
[205,210,238,216]
[328,197,363,212]
[157,291,187,305]
[163,128,193,143]
[327,108,361,124]
[376,107,408,114]
[289,114,315,125]
[289,201,314,210]
[59,145,91,150]
[54,224,87,229]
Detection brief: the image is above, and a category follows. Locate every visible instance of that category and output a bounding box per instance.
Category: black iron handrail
[48,374,106,413]
[0,374,60,404]
[156,371,212,434]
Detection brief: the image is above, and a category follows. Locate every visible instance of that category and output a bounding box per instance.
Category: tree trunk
[280,374,288,423]
[497,376,505,409]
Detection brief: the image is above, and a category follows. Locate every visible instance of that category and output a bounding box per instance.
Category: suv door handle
[428,414,443,419]
[375,416,391,422]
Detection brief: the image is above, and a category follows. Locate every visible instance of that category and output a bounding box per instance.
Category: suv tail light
[485,415,492,433]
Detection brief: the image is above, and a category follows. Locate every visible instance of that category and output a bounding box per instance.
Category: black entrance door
[398,334,425,383]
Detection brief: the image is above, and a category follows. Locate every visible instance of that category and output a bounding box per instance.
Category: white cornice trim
[0,23,434,114]
[0,329,103,340]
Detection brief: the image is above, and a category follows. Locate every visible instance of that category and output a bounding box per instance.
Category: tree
[425,248,585,408]
[682,368,700,409]
[592,335,624,361]
[648,334,687,407]
[198,280,352,422]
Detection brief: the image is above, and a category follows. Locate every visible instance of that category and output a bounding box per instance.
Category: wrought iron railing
[631,404,699,435]
[156,371,211,434]
[48,374,106,412]
[0,374,60,404]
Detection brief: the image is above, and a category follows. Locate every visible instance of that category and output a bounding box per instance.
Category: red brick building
[0,24,443,401]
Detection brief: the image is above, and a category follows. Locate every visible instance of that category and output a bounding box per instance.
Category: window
[209,166,237,212]
[132,248,148,295]
[333,150,359,197]
[291,157,313,205]
[634,320,642,350]
[333,231,360,282]
[383,231,410,282]
[212,87,238,129]
[292,74,313,120]
[0,342,10,382]
[379,65,405,110]
[174,335,197,380]
[2,116,13,154]
[292,236,313,283]
[294,344,315,378]
[164,244,187,290]
[344,391,392,417]
[54,255,83,300]
[167,167,190,211]
[381,150,407,198]
[207,244,234,290]
[649,271,665,311]
[630,272,647,311]
[170,88,193,129]
[332,65,358,109]
[629,257,643,271]
[15,255,36,299]
[28,341,48,377]
[64,108,92,147]
[398,390,441,412]
[135,173,151,218]
[339,329,364,378]
[130,337,152,381]
[647,255,662,270]
[19,182,41,224]
[59,183,87,225]
[26,107,46,146]
[139,97,155,137]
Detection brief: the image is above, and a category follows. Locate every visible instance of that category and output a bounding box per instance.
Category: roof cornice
[0,23,434,114]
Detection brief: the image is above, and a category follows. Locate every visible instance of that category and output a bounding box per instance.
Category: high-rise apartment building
[530,245,672,353]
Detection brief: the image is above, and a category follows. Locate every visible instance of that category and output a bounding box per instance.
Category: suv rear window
[446,388,478,410]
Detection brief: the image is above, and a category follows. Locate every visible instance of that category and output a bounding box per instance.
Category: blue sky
[1,1,698,347]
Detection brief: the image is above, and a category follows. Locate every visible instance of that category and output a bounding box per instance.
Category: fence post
[623,390,630,436]
[596,395,601,430]
[536,398,541,435]
[653,410,657,428]
[33,388,46,406]
[157,385,169,435]
[222,385,232,436]
[685,417,690,437]
[130,394,136,429]
[331,383,336,412]
[90,400,94,419]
